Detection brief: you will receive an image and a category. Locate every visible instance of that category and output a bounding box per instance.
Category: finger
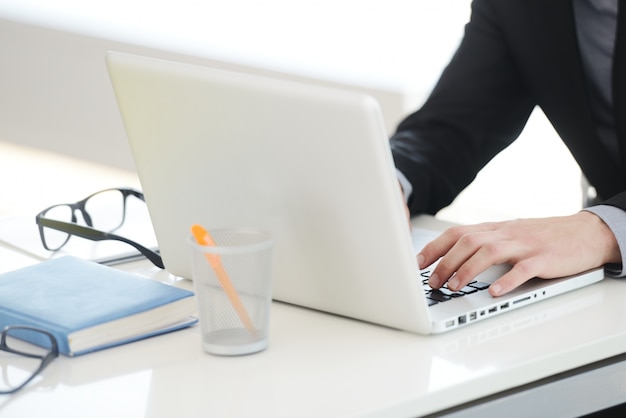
[418,233,457,270]
[489,258,541,297]
[428,230,496,289]
[420,222,503,266]
[446,239,518,291]
[419,224,488,268]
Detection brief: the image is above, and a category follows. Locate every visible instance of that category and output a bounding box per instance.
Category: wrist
[578,210,621,265]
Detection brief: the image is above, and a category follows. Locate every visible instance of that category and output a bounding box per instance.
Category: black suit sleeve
[390,0,535,215]
[601,192,626,211]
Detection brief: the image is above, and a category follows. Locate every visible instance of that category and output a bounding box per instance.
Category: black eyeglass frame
[35,188,164,269]
[0,325,59,395]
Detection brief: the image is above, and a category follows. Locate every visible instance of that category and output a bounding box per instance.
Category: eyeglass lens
[83,189,127,231]
[1,327,56,394]
[41,189,129,251]
[40,205,74,250]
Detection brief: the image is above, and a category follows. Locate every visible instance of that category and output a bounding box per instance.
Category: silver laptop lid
[106,51,432,334]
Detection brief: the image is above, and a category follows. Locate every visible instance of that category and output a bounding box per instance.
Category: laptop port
[488,306,497,314]
[513,296,531,305]
[469,312,477,321]
[458,315,467,325]
[500,302,510,310]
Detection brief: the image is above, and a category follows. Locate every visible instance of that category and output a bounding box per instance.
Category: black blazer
[391,0,626,216]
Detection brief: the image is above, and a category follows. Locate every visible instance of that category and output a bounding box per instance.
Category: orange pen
[191,224,257,336]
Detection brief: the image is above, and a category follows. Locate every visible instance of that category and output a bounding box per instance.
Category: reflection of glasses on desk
[0,325,59,394]
[35,188,164,268]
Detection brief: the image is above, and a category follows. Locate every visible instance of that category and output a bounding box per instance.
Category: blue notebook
[0,256,197,356]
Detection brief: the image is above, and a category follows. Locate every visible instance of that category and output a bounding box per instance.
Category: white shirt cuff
[395,169,412,203]
[584,205,626,276]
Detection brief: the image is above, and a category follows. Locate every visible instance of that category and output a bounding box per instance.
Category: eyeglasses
[35,188,164,268]
[0,325,59,394]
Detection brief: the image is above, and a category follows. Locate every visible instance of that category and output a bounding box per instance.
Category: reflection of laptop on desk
[106,51,604,334]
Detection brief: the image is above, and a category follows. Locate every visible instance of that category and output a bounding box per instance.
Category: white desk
[2,141,626,417]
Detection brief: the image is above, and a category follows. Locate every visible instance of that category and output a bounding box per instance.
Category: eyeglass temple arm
[126,188,145,200]
[0,326,59,394]
[39,219,164,269]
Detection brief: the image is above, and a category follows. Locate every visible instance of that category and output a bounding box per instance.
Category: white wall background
[0,0,582,224]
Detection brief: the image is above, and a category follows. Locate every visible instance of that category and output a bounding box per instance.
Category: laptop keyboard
[420,270,491,306]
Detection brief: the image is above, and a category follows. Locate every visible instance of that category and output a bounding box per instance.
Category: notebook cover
[0,256,196,355]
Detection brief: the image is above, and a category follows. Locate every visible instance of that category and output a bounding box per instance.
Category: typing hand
[418,211,619,297]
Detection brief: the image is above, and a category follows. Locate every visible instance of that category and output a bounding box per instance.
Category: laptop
[106,51,604,334]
